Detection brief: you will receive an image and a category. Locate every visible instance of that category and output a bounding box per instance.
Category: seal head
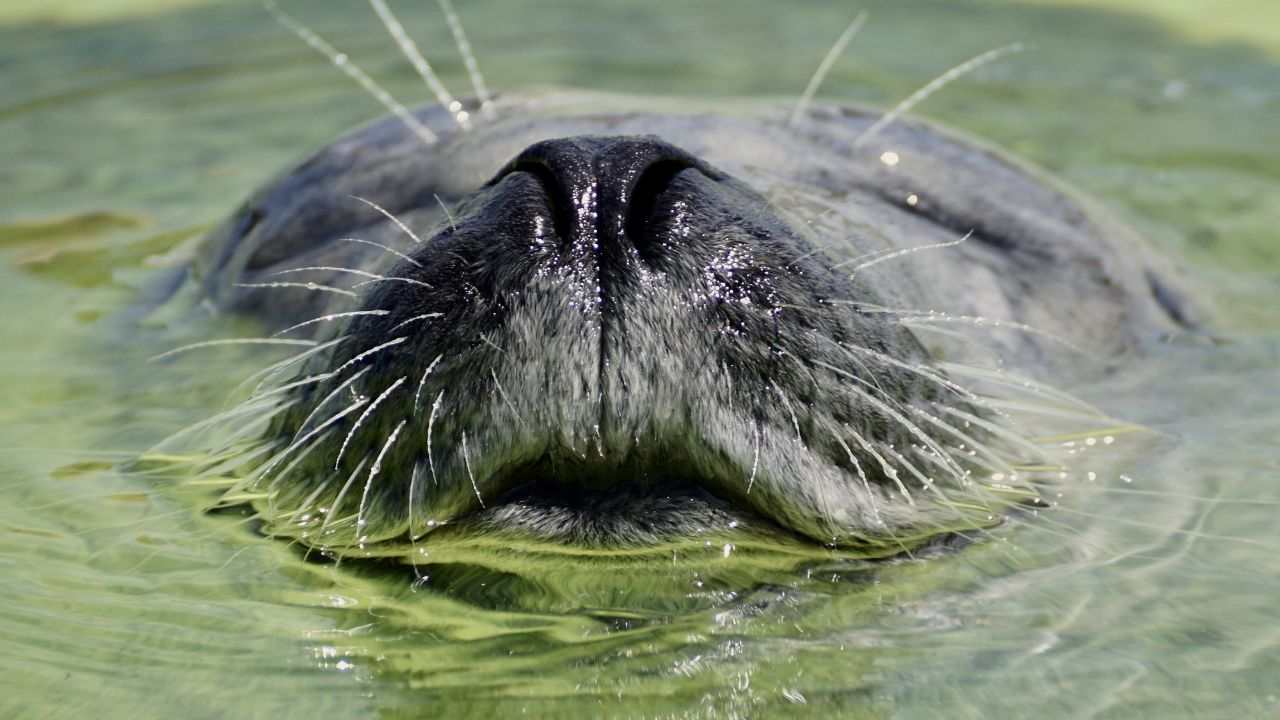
[177,92,1198,554]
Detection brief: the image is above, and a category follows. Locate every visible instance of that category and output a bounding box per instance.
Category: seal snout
[261,133,959,547]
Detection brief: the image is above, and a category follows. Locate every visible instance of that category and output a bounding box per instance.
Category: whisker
[349,195,426,244]
[460,431,484,508]
[290,474,337,528]
[824,419,885,528]
[853,42,1025,148]
[490,369,524,426]
[234,281,357,298]
[906,404,1016,475]
[426,389,445,487]
[264,1,438,146]
[390,312,441,333]
[788,11,868,127]
[935,403,1048,460]
[339,238,422,267]
[835,232,970,275]
[329,336,407,377]
[437,0,495,118]
[367,0,469,128]
[900,314,1083,353]
[321,457,371,537]
[272,310,391,338]
[144,399,279,454]
[434,193,457,231]
[413,354,444,415]
[357,418,407,539]
[271,265,386,283]
[407,460,427,579]
[936,362,1104,414]
[845,423,914,505]
[239,335,348,397]
[260,429,327,495]
[837,341,979,406]
[334,376,406,470]
[812,357,968,481]
[770,380,803,442]
[350,276,434,290]
[261,396,369,480]
[292,366,372,442]
[149,337,315,362]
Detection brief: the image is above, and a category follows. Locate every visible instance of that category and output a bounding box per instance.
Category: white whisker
[935,403,1048,460]
[322,457,370,536]
[813,358,967,481]
[261,396,369,480]
[264,1,438,146]
[367,0,468,128]
[460,431,484,508]
[329,336,407,377]
[413,354,444,415]
[770,380,803,442]
[434,193,457,231]
[846,423,914,505]
[240,335,348,397]
[438,0,495,118]
[350,276,434,290]
[426,389,445,486]
[292,366,372,442]
[407,460,427,581]
[272,310,390,338]
[339,238,422,267]
[357,418,407,539]
[490,369,523,425]
[825,420,883,527]
[145,398,279,453]
[937,362,1103,413]
[391,312,441,333]
[854,42,1025,148]
[271,265,385,282]
[149,337,315,362]
[350,195,426,244]
[234,281,357,298]
[836,232,970,275]
[334,376,406,470]
[788,11,868,127]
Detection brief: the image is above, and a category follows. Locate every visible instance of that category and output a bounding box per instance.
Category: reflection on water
[1,1,1277,717]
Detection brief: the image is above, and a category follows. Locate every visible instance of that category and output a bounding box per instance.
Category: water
[2,1,1277,717]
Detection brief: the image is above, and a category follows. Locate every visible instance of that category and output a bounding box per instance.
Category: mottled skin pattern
[178,91,1197,551]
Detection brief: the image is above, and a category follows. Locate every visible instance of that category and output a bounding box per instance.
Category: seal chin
[254,134,997,552]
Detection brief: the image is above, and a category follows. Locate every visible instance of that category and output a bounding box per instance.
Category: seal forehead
[430,92,815,192]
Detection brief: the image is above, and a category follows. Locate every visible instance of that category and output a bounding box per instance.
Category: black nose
[493,136,715,258]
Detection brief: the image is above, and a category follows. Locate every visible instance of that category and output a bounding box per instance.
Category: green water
[2,1,1278,717]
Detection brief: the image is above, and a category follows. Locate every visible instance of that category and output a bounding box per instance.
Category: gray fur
[177,91,1197,551]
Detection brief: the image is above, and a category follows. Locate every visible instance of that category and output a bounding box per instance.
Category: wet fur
[151,4,1199,557]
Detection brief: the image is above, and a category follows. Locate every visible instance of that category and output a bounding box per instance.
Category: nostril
[492,136,714,259]
[624,159,692,263]
[506,159,576,246]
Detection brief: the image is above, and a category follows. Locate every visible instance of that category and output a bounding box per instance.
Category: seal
[157,7,1200,558]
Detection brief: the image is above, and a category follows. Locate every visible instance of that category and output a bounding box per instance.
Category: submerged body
[170,88,1197,555]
